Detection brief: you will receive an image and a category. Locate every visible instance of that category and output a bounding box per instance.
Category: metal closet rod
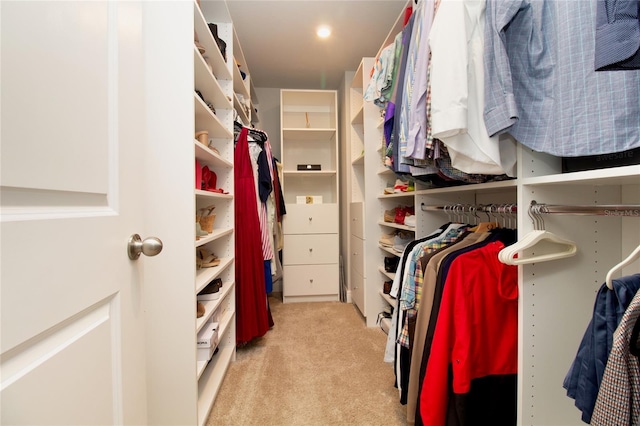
[420,203,517,213]
[532,201,640,217]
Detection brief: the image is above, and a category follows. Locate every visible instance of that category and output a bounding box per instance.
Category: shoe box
[197,321,219,361]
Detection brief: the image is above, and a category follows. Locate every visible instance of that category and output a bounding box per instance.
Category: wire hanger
[498,201,578,265]
[605,244,640,290]
[234,121,268,144]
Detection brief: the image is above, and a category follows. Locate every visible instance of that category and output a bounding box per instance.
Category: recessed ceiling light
[316,26,331,39]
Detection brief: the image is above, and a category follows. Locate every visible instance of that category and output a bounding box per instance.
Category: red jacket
[419,241,518,425]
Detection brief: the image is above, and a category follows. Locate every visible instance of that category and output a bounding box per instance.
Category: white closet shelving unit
[144,2,259,424]
[347,59,369,316]
[280,89,340,303]
[349,1,640,424]
[193,2,235,423]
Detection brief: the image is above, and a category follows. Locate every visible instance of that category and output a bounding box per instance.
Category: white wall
[254,87,281,160]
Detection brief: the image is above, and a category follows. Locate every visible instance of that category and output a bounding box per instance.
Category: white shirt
[429,0,516,176]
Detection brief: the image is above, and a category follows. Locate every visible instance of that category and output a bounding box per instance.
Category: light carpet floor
[207,294,406,426]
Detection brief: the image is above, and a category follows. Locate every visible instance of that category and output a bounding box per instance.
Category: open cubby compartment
[517,179,640,425]
[281,174,337,204]
[281,90,337,129]
[282,130,337,172]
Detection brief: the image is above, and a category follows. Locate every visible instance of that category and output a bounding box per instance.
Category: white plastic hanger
[498,230,578,265]
[498,201,578,266]
[605,244,640,290]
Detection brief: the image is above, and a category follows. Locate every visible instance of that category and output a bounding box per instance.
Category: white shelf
[378,266,395,281]
[282,170,337,177]
[351,106,364,125]
[196,282,234,334]
[193,5,231,81]
[521,164,640,186]
[412,179,517,195]
[196,308,235,380]
[282,128,337,141]
[195,227,234,246]
[377,191,416,199]
[380,290,395,307]
[377,167,395,176]
[196,312,236,426]
[378,244,400,257]
[196,258,234,293]
[195,189,234,200]
[195,140,233,169]
[378,220,415,232]
[195,94,232,139]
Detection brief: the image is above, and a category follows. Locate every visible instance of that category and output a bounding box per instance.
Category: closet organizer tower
[145,1,260,424]
[280,90,340,303]
[345,1,640,425]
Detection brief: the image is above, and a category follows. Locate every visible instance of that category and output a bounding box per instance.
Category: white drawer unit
[350,202,364,239]
[283,264,339,298]
[350,233,365,278]
[280,89,340,303]
[283,234,339,265]
[350,267,364,315]
[283,204,339,234]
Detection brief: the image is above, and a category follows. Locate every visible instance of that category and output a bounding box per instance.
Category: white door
[1,1,150,424]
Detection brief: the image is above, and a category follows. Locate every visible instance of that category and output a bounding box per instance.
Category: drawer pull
[309,248,313,253]
[309,279,314,284]
[308,217,313,221]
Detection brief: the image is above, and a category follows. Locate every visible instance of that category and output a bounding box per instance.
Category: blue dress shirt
[484,0,640,157]
[595,0,640,71]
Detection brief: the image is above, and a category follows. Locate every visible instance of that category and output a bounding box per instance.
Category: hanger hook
[529,201,539,230]
[469,205,479,225]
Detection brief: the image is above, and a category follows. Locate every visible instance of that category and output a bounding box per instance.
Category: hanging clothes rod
[420,203,517,214]
[532,201,640,217]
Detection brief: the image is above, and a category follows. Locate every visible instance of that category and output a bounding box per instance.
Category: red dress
[234,128,270,344]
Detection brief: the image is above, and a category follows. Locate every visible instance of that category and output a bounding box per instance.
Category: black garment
[273,158,286,217]
[257,149,272,203]
[447,372,517,426]
[399,231,472,405]
[392,224,451,394]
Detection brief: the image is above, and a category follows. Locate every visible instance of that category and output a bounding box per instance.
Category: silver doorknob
[128,234,163,260]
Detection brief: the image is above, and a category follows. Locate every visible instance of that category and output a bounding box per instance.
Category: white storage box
[197,345,214,361]
[197,322,219,348]
[296,195,323,204]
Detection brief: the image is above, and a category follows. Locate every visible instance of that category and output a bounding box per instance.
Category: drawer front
[284,234,338,265]
[350,234,365,277]
[350,267,365,315]
[284,204,338,234]
[350,202,364,239]
[284,264,339,296]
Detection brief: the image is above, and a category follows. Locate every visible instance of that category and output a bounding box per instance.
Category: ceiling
[225,0,409,90]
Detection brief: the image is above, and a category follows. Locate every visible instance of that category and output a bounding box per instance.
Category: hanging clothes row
[233,123,286,345]
[365,0,640,187]
[383,205,519,425]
